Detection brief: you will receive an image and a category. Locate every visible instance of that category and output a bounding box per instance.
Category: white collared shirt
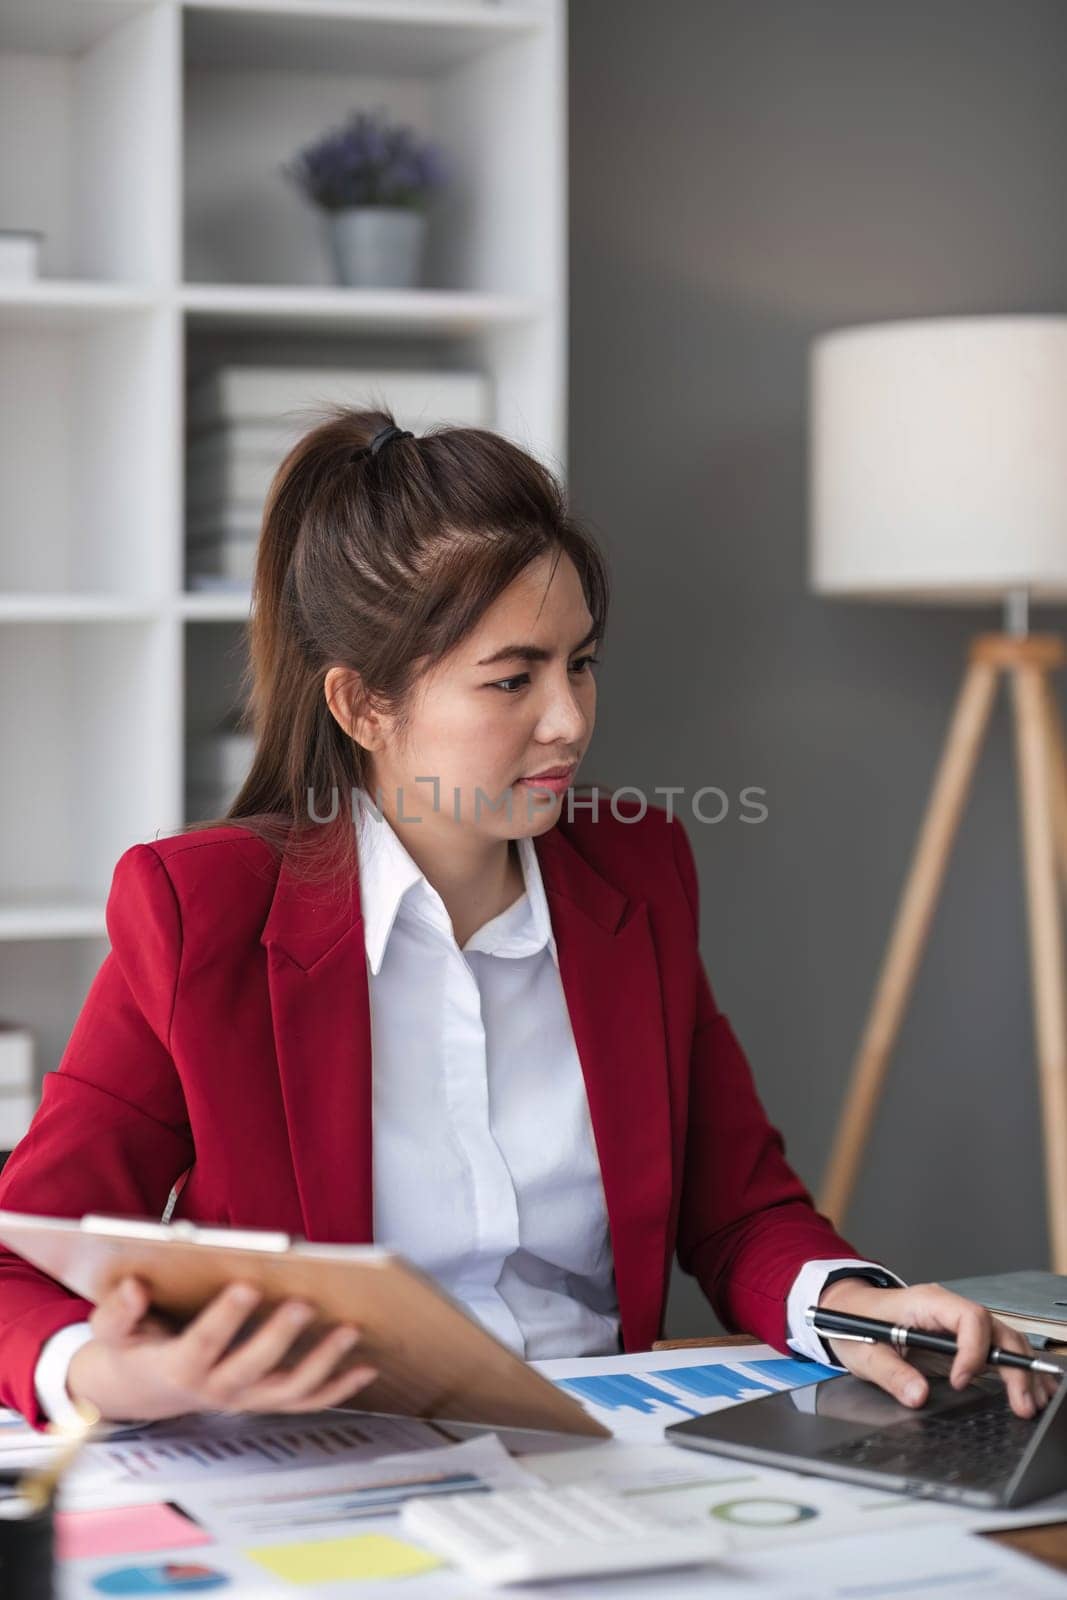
[358,788,620,1359]
[33,800,902,1422]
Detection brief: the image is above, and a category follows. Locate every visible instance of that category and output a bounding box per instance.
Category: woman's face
[356,551,599,839]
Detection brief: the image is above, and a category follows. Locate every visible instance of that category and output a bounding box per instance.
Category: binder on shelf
[187,366,492,434]
[186,724,256,817]
[184,365,493,589]
[186,506,262,542]
[186,728,254,788]
[186,540,258,585]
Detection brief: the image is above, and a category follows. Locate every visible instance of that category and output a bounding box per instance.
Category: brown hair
[177,404,611,886]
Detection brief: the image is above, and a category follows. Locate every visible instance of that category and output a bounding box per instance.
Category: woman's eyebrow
[477,625,599,667]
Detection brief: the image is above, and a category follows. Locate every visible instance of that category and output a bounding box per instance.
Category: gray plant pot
[324,206,426,289]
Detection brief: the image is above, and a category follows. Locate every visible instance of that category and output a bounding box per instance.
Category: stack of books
[184,365,493,589]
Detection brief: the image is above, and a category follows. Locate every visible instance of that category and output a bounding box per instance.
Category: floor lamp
[809,315,1067,1273]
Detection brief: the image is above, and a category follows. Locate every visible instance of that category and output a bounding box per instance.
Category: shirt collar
[356,790,559,976]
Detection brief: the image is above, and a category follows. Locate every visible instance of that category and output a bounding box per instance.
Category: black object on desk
[0,1470,54,1600]
[666,1363,1067,1509]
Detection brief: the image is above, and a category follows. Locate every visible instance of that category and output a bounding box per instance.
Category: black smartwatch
[814,1266,902,1364]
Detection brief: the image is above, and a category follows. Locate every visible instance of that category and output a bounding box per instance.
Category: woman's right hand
[66,1276,377,1423]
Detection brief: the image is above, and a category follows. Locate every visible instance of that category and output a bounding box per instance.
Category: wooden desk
[651,1335,1067,1575]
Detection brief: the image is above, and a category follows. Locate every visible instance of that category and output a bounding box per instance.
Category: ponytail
[174,404,610,889]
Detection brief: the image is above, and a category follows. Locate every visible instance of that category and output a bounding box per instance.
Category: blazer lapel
[534,825,674,1350]
[260,849,374,1245]
[258,819,676,1347]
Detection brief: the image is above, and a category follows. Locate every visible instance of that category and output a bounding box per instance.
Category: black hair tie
[350,425,414,463]
[372,424,414,454]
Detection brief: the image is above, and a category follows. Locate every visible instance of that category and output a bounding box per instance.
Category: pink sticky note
[56,1502,213,1562]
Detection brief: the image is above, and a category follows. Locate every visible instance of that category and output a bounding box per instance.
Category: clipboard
[0,1210,609,1438]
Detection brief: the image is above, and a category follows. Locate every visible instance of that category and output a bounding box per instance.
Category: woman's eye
[489,655,601,695]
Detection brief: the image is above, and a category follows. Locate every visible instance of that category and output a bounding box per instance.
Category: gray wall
[568,0,1067,1337]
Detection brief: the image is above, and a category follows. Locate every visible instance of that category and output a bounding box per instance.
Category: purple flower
[282,105,449,211]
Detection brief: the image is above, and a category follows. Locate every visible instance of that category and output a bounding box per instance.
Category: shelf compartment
[0,939,110,1098]
[181,2,561,304]
[0,306,179,595]
[0,619,180,908]
[0,5,179,284]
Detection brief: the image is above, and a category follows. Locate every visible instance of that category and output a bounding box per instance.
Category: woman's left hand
[815,1277,1061,1419]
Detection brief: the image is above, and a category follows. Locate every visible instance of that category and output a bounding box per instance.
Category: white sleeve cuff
[785,1258,908,1368]
[34,1320,96,1427]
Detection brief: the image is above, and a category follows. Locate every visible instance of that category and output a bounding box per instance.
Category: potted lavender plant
[283,106,447,289]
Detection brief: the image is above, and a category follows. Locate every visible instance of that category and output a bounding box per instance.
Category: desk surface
[652,1334,1067,1576]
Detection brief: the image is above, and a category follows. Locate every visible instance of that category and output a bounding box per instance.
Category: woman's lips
[516,765,576,794]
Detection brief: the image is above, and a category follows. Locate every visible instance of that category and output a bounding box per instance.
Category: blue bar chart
[550,1354,837,1441]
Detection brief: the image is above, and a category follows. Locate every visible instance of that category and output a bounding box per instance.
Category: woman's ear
[324,666,386,752]
[321,672,358,745]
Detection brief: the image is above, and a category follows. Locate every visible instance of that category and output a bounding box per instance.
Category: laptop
[665,1364,1067,1509]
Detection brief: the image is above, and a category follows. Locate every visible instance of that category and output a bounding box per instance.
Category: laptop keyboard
[819,1390,1037,1489]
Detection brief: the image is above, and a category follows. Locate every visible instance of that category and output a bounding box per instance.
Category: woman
[0,413,1052,1431]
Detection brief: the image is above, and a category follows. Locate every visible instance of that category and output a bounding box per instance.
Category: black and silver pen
[805,1305,1066,1378]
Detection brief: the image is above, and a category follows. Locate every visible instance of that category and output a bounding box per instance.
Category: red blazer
[0,800,864,1426]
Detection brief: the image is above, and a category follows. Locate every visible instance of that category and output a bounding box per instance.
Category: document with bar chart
[534,1343,840,1443]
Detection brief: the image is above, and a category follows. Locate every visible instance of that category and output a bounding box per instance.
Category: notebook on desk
[938,1270,1067,1347]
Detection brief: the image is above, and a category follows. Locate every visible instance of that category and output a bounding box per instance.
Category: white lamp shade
[809,315,1067,602]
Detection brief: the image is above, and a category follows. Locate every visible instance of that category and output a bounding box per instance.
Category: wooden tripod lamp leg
[818,654,999,1226]
[1011,664,1067,1273]
[1041,676,1067,904]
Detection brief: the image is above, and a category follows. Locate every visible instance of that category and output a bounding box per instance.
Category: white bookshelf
[0,0,566,1113]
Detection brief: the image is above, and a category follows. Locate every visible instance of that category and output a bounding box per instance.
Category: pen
[15,1399,101,1514]
[805,1305,1066,1378]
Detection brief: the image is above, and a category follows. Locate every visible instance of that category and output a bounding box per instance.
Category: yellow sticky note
[245,1532,442,1584]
